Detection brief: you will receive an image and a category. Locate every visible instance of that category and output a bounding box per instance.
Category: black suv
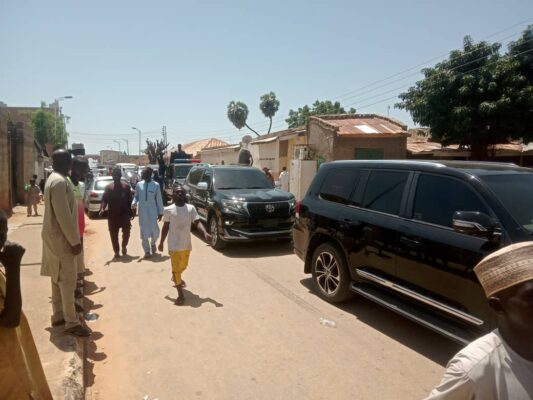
[183,165,296,250]
[293,160,533,344]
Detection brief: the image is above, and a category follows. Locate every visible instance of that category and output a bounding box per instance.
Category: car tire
[209,214,227,251]
[87,211,99,219]
[311,243,353,303]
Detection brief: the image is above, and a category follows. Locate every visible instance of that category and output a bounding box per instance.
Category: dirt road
[83,216,459,400]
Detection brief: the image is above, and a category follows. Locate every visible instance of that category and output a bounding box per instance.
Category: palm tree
[227,101,259,136]
[259,92,280,134]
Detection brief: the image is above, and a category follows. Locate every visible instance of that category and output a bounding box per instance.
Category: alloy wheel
[315,251,340,295]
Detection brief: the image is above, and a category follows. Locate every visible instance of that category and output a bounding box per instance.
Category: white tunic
[426,330,533,400]
[162,204,199,251]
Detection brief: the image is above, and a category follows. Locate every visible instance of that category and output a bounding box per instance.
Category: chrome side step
[355,269,484,327]
[350,282,475,346]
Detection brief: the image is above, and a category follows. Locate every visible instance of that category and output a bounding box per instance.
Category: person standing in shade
[100,168,134,258]
[425,241,533,399]
[40,150,90,337]
[158,187,211,305]
[279,166,289,192]
[132,167,164,258]
[26,179,41,217]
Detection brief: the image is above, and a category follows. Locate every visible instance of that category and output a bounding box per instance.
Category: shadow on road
[44,326,79,352]
[104,254,140,266]
[164,291,224,308]
[299,278,460,366]
[221,241,293,259]
[139,253,170,263]
[85,330,107,388]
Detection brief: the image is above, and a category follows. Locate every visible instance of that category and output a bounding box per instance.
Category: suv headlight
[221,199,247,213]
[289,199,296,209]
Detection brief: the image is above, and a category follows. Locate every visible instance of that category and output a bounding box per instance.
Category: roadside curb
[60,295,86,400]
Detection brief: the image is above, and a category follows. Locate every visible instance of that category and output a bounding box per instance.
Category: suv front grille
[247,202,291,219]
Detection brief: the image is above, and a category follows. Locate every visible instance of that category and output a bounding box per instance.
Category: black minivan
[183,165,296,250]
[293,160,533,344]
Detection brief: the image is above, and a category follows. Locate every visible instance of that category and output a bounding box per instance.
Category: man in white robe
[426,241,533,399]
[132,167,164,258]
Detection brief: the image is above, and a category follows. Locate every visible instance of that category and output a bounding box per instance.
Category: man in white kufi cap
[426,241,533,400]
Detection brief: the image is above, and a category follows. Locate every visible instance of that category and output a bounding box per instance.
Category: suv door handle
[400,236,421,248]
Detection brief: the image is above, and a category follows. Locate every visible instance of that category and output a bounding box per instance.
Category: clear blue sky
[1,0,532,154]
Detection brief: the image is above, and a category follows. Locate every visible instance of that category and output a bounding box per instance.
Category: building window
[354,148,384,160]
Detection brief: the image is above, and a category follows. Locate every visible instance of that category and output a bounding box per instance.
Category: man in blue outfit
[132,167,164,258]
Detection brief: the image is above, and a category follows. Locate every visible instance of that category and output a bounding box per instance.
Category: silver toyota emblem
[265,204,275,213]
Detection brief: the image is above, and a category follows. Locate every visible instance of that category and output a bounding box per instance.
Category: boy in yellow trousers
[158,187,211,305]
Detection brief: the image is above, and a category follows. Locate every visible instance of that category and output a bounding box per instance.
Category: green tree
[259,92,280,134]
[285,100,356,128]
[508,25,533,83]
[145,139,168,164]
[396,33,533,159]
[31,107,67,149]
[227,101,260,136]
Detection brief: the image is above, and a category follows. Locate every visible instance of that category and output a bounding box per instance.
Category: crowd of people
[1,149,533,398]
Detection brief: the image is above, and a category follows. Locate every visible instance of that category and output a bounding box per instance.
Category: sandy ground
[83,215,460,400]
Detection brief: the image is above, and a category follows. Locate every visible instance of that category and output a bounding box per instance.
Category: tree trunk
[245,123,260,137]
[267,117,273,134]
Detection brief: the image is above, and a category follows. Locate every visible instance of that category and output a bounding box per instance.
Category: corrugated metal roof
[407,141,442,153]
[251,136,278,144]
[311,114,408,137]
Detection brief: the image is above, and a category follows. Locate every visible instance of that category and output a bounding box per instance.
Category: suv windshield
[481,173,533,232]
[214,169,273,190]
[173,165,193,178]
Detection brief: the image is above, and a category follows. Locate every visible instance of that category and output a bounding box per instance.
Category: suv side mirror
[452,211,499,240]
[197,181,208,190]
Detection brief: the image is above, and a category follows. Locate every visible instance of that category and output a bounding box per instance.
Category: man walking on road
[41,150,90,337]
[426,241,533,399]
[100,168,134,258]
[132,167,164,258]
[158,187,211,305]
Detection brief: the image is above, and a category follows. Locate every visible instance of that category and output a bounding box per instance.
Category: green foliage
[227,101,249,130]
[227,100,260,136]
[31,107,67,149]
[145,139,168,164]
[397,28,533,159]
[285,100,356,128]
[259,92,280,133]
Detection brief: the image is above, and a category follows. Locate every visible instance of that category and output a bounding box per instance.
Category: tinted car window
[362,171,408,215]
[200,170,213,187]
[174,165,193,178]
[319,168,361,205]
[481,174,533,232]
[413,174,488,227]
[188,168,204,185]
[214,169,272,190]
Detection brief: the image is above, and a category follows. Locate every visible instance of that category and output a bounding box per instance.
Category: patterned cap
[474,241,533,297]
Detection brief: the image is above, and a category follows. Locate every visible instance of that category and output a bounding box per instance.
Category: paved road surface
[83,215,460,400]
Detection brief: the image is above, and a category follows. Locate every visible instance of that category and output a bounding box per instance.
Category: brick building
[0,105,49,212]
[306,114,409,162]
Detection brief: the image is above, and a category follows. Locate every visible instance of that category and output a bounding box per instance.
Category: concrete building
[198,144,240,165]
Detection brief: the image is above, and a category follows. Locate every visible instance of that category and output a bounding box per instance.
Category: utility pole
[162,125,167,146]
[132,126,142,164]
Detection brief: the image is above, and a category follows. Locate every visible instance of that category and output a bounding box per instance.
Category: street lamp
[53,96,73,149]
[131,126,141,163]
[113,140,122,163]
[121,138,130,155]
